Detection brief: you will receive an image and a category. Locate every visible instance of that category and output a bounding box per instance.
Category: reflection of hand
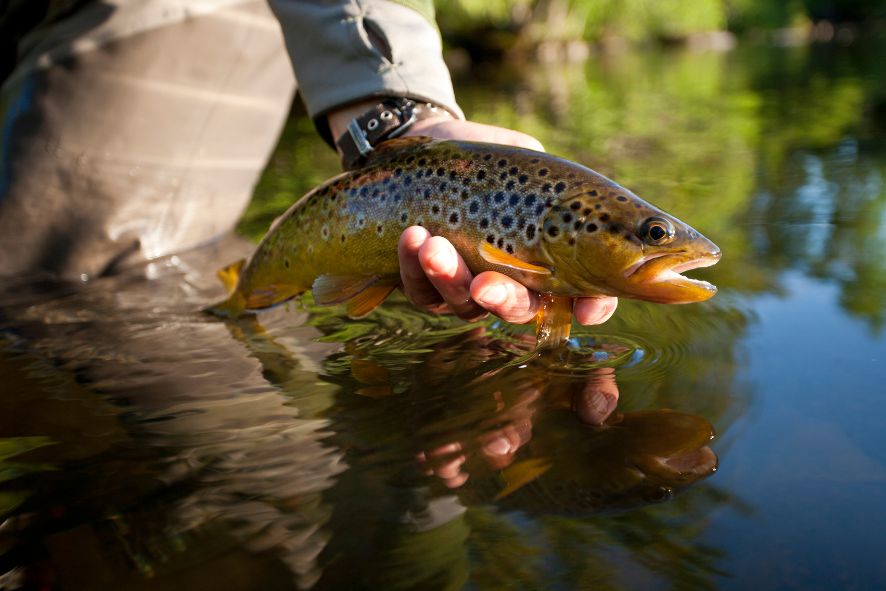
[398,117,618,326]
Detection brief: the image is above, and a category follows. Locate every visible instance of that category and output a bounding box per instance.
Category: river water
[1,39,884,590]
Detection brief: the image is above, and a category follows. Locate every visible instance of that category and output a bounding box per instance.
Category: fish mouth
[623,250,721,303]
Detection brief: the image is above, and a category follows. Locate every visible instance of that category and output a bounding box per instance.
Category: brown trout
[209,137,720,342]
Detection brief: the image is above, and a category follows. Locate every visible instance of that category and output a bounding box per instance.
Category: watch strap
[335,98,446,170]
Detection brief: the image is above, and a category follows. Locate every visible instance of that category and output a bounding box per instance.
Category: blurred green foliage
[435,0,886,47]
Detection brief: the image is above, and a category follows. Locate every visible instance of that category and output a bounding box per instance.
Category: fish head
[539,182,721,303]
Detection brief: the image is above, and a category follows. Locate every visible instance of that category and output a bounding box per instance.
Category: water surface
[1,39,885,590]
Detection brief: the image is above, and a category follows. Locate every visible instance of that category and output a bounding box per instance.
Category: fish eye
[640,217,675,245]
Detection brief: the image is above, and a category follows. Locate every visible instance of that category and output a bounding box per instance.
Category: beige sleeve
[267,0,464,135]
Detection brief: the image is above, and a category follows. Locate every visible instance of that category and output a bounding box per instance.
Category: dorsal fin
[365,136,436,164]
[478,242,552,275]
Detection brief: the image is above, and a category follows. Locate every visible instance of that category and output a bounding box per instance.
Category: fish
[208,137,720,344]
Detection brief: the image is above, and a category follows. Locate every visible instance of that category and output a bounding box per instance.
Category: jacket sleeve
[267,0,464,140]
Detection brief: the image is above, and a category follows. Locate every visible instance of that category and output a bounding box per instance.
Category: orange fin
[217,259,245,294]
[478,242,551,275]
[346,284,396,318]
[535,294,573,348]
[244,285,302,310]
[312,275,381,305]
[495,457,553,501]
[311,275,397,317]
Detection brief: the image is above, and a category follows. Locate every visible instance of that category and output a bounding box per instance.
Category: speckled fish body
[210,137,720,323]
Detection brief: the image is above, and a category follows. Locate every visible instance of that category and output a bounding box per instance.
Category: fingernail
[484,437,512,456]
[475,284,507,306]
[426,246,456,277]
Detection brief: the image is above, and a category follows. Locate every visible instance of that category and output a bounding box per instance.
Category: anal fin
[312,274,397,318]
[535,294,573,349]
[347,284,396,318]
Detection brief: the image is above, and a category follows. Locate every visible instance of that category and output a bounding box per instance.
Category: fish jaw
[622,248,721,304]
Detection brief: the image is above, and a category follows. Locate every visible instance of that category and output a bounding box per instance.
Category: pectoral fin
[535,294,573,348]
[217,259,245,294]
[495,457,553,501]
[312,275,397,318]
[478,242,551,275]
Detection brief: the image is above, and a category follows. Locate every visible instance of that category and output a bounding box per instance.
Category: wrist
[327,97,454,169]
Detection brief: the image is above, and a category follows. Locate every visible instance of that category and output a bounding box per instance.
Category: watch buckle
[346,118,374,157]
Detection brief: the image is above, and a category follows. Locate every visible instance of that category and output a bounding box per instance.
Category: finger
[470,272,539,324]
[398,226,445,309]
[574,297,618,325]
[575,368,620,425]
[419,236,487,321]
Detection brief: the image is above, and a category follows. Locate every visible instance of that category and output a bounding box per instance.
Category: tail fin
[218,259,245,294]
[204,258,247,317]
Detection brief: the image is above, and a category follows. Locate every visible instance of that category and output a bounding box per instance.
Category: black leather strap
[335,98,447,170]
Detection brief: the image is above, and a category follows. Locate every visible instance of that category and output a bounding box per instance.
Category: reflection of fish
[467,409,717,515]
[209,137,720,341]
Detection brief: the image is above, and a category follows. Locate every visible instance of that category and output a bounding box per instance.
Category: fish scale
[209,137,720,346]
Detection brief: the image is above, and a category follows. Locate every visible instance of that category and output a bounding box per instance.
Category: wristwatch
[334,97,448,170]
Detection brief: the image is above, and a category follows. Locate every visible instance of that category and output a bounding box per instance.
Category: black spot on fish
[547,225,559,238]
[406,156,415,164]
[508,194,520,206]
[284,259,290,268]
[588,190,598,197]
[418,158,427,166]
[486,234,495,244]
[469,200,480,214]
[480,218,489,229]
[436,167,445,177]
[534,204,545,216]
[341,234,346,243]
[497,237,504,248]
[505,180,516,190]
[518,174,529,184]
[449,170,458,180]
[570,201,581,210]
[377,225,383,234]
[562,212,573,223]
[440,182,449,192]
[595,203,602,210]
[449,212,459,224]
[497,159,507,167]
[401,213,408,223]
[574,220,583,230]
[617,195,628,202]
[432,204,441,215]
[483,154,493,161]
[608,224,620,234]
[394,168,403,177]
[600,213,610,222]
[493,191,506,204]
[524,194,537,207]
[423,189,432,199]
[359,187,369,197]
[583,207,592,215]
[568,237,576,246]
[476,170,487,181]
[526,225,536,240]
[499,171,508,181]
[460,190,469,201]
[501,215,514,229]
[508,166,518,176]
[538,168,549,177]
[530,158,540,164]
[542,183,552,193]
[403,175,413,186]
[554,182,567,193]
[506,243,514,254]
[586,223,598,233]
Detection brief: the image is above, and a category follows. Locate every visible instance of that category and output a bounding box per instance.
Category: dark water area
[2,39,885,590]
